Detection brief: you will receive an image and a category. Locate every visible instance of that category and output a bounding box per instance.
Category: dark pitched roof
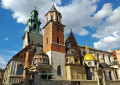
[113,61,118,65]
[35,50,47,55]
[66,49,79,56]
[99,63,109,68]
[45,4,61,16]
[28,32,43,46]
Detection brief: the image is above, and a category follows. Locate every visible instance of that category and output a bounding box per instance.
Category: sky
[0,0,120,69]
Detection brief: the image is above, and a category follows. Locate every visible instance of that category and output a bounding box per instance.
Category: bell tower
[25,7,42,34]
[22,7,43,49]
[43,5,66,79]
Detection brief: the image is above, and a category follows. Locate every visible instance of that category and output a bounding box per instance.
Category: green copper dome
[25,7,42,34]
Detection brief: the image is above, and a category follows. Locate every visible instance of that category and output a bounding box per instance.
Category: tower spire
[71,29,72,32]
[49,4,58,12]
[45,4,62,24]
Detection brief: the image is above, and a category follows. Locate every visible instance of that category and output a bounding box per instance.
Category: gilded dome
[84,53,98,61]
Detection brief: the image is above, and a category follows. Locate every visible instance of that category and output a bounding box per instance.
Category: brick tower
[43,5,66,79]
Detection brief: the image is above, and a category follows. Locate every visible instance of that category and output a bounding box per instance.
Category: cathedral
[3,5,120,85]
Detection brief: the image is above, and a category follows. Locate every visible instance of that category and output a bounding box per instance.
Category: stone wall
[38,80,70,85]
[105,80,120,85]
[37,80,98,85]
[79,80,97,85]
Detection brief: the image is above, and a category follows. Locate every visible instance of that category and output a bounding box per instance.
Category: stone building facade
[3,5,120,85]
[0,69,4,84]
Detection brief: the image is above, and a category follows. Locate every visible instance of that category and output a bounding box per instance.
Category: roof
[79,45,98,50]
[66,49,79,56]
[45,4,61,16]
[84,53,98,61]
[31,7,38,14]
[49,4,58,12]
[35,50,47,55]
[99,63,109,68]
[28,32,43,46]
[78,45,113,54]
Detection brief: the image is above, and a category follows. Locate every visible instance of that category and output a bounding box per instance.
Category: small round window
[88,62,92,65]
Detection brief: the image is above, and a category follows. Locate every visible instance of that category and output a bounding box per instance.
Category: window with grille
[16,64,24,75]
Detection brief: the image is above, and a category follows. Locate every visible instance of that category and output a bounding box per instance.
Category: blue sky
[0,0,120,68]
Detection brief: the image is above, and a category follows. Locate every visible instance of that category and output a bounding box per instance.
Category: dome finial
[35,6,36,10]
[71,29,72,32]
[85,40,89,53]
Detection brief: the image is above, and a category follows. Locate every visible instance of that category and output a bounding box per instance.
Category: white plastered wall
[46,51,66,80]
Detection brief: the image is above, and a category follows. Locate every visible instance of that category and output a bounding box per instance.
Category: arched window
[51,15,53,20]
[34,24,36,29]
[57,65,61,76]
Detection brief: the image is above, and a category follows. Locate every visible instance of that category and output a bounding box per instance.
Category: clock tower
[43,5,66,79]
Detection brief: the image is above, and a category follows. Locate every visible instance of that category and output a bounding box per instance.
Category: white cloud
[2,0,120,50]
[94,35,120,50]
[59,0,97,35]
[1,0,97,36]
[0,56,7,69]
[4,37,8,40]
[92,6,120,50]
[92,3,112,27]
[72,28,89,36]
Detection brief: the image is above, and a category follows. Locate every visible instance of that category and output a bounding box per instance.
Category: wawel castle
[2,5,120,85]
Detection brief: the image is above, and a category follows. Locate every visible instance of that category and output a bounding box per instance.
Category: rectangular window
[46,38,48,45]
[57,27,59,32]
[51,15,53,20]
[16,65,23,75]
[57,37,59,44]
[34,24,36,29]
[43,58,45,62]
[34,14,36,18]
[57,16,59,21]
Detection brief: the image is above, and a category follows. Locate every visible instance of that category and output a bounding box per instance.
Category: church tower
[22,7,43,49]
[43,5,66,79]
